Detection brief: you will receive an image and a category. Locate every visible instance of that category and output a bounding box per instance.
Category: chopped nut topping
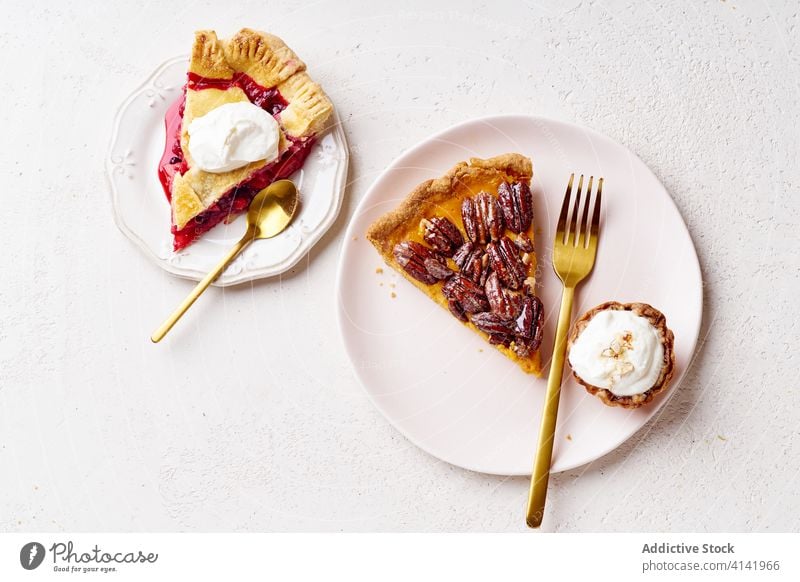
[601,331,634,359]
[600,331,636,385]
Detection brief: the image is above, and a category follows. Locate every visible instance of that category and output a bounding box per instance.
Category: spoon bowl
[249,179,299,239]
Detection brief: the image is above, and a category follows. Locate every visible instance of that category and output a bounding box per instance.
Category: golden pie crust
[567,301,676,408]
[366,154,543,375]
[171,29,333,230]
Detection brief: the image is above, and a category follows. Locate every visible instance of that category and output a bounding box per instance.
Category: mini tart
[366,154,544,375]
[158,28,334,250]
[567,301,675,408]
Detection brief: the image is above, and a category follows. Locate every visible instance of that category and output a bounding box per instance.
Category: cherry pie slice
[158,29,333,250]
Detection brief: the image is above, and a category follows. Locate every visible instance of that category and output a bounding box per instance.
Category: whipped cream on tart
[366,154,545,375]
[158,29,333,250]
[567,301,675,408]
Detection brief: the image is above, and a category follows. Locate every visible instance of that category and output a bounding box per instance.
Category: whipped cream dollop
[568,309,664,396]
[187,102,280,173]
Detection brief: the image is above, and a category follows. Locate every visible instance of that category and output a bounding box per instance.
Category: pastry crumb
[566,434,572,441]
[389,283,396,288]
[352,236,358,241]
[390,292,397,299]
[379,282,383,286]
[717,434,727,441]
[375,267,384,274]
[478,348,484,353]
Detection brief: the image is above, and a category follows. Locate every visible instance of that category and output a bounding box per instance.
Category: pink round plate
[336,115,702,475]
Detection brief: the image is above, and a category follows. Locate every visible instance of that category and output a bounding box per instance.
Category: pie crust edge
[366,153,533,256]
[567,301,676,409]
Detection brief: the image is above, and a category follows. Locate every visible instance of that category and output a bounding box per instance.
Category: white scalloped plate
[336,115,702,476]
[107,56,349,286]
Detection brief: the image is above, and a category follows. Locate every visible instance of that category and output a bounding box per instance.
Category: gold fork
[526,173,603,528]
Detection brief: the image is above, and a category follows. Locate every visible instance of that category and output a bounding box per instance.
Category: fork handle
[526,285,575,527]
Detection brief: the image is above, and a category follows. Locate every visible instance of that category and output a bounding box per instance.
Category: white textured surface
[1,0,798,532]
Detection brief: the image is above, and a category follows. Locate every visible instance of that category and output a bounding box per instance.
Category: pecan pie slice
[158,29,333,250]
[366,154,545,375]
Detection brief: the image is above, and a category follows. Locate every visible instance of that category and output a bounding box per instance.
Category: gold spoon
[151,179,299,343]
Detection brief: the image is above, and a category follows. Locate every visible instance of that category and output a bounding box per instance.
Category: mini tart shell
[567,301,675,409]
[366,154,543,375]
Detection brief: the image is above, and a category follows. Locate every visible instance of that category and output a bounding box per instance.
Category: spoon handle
[151,230,255,343]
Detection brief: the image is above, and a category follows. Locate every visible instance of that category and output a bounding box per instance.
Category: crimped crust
[224,28,306,89]
[189,30,234,79]
[567,301,676,409]
[277,71,334,137]
[366,153,532,256]
[366,154,543,375]
[187,28,330,139]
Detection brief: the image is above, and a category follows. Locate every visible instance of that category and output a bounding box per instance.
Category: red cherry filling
[157,72,313,251]
[186,72,288,114]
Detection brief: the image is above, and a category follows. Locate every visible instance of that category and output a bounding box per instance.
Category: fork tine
[590,177,603,238]
[568,174,584,246]
[579,176,593,247]
[557,173,574,239]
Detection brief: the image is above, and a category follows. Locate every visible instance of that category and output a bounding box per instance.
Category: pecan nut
[514,295,544,351]
[484,272,523,320]
[497,181,533,233]
[423,256,452,280]
[478,257,492,287]
[470,311,516,336]
[452,241,476,268]
[461,192,504,244]
[514,232,534,253]
[488,333,514,347]
[452,242,485,283]
[421,216,463,256]
[486,236,527,290]
[393,241,451,285]
[447,299,468,322]
[441,274,489,314]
